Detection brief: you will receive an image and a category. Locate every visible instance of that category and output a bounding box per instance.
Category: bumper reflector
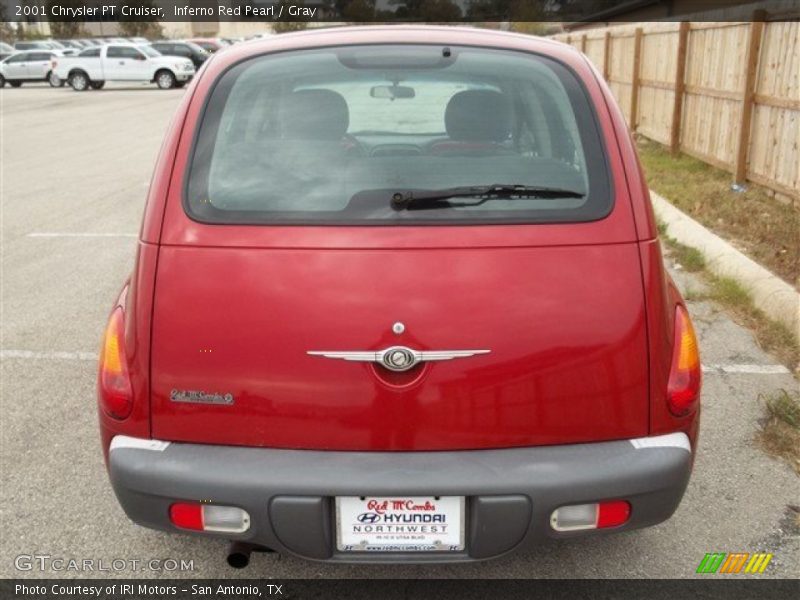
[169,503,250,533]
[550,500,631,531]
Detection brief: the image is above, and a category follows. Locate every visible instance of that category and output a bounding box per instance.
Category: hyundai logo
[357,512,381,523]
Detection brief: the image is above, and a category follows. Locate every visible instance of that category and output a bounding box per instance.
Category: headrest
[444,90,512,143]
[280,89,349,140]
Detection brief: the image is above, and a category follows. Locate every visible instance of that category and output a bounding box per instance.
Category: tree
[118,0,163,39]
[341,0,376,21]
[45,1,87,38]
[273,1,309,33]
[0,4,15,42]
[419,0,462,22]
[467,0,546,21]
[509,22,551,36]
[390,0,462,21]
[273,21,309,33]
[118,20,164,39]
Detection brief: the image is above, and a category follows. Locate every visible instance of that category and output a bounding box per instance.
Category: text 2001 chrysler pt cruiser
[99,26,701,565]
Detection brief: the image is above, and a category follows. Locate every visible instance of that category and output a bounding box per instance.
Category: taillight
[667,305,701,416]
[169,503,250,533]
[551,500,631,531]
[98,307,133,419]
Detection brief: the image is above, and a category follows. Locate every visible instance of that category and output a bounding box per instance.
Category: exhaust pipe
[226,542,254,569]
[226,542,274,569]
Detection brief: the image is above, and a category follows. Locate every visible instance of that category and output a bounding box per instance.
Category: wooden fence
[552,16,799,200]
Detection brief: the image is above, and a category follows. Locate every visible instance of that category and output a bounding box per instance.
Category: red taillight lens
[667,305,701,416]
[169,503,203,530]
[98,307,133,419]
[551,500,631,531]
[597,500,631,528]
[169,502,250,532]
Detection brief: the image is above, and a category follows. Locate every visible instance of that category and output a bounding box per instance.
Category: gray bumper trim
[108,433,692,563]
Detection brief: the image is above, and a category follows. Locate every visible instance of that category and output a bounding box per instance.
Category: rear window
[187,45,612,225]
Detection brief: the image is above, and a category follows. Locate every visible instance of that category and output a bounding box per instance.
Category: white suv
[0,51,62,88]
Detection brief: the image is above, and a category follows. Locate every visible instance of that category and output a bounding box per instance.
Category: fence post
[603,31,611,80]
[630,27,643,131]
[670,22,690,155]
[581,34,587,53]
[734,10,766,184]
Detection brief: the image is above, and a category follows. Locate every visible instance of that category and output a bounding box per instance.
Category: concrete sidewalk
[652,191,799,340]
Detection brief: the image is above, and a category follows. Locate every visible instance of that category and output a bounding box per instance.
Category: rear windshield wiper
[390,184,585,211]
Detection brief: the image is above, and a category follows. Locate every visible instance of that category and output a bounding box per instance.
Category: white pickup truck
[53,44,195,91]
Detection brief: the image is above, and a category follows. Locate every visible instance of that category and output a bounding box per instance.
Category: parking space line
[1,350,98,361]
[0,349,790,375]
[702,364,791,375]
[26,233,137,238]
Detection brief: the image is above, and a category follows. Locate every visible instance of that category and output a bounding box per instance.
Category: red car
[99,26,701,566]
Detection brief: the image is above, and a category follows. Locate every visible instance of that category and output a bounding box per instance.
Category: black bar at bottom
[2,579,798,600]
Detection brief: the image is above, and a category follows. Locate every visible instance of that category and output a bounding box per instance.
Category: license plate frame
[335,496,466,553]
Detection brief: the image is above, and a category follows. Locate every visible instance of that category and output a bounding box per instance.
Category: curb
[651,191,800,339]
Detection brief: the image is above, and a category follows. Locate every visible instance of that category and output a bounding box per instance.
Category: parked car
[17,40,79,56]
[150,40,209,69]
[1,50,63,87]
[55,40,85,52]
[13,41,52,51]
[127,37,150,45]
[246,32,275,40]
[53,44,194,91]
[100,27,701,566]
[186,38,230,53]
[0,42,14,61]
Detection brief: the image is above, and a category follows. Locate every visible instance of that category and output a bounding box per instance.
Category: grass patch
[757,390,800,474]
[657,217,705,273]
[638,138,799,289]
[670,240,706,273]
[709,276,751,306]
[660,232,799,370]
[705,275,800,371]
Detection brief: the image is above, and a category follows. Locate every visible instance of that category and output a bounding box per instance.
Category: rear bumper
[108,433,692,563]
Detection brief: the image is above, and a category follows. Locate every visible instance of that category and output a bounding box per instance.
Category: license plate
[336,496,465,552]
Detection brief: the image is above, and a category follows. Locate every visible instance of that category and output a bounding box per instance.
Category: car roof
[196,25,581,76]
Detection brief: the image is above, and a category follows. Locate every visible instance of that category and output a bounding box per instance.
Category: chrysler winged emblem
[307,346,490,372]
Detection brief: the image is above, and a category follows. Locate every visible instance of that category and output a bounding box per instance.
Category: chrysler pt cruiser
[99,26,701,565]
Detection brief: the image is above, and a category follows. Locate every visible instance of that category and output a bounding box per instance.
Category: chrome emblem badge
[307,346,490,373]
[383,346,416,371]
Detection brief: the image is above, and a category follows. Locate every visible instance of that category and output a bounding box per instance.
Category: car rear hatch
[147,39,649,451]
[149,237,649,450]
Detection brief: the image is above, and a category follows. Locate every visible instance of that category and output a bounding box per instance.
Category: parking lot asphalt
[1,84,798,580]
